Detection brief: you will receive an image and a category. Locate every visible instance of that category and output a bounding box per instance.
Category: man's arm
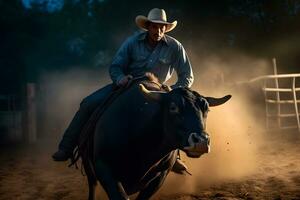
[171,44,194,89]
[109,38,132,85]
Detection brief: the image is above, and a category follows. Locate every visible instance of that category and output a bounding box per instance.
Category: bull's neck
[141,110,174,163]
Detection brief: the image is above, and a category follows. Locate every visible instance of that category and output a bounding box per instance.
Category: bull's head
[139,84,231,158]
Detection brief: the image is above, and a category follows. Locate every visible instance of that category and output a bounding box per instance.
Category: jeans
[58,83,114,152]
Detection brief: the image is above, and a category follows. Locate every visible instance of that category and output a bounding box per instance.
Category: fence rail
[250,59,300,132]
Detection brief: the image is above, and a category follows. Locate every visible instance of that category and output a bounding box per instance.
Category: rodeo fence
[0,94,22,141]
[0,83,37,143]
[250,58,300,132]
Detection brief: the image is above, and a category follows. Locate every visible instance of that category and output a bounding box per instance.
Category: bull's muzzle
[183,132,210,158]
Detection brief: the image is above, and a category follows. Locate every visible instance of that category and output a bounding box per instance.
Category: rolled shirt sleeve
[109,38,132,84]
[171,43,194,89]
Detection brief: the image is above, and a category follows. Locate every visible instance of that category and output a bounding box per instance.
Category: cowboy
[52,8,194,171]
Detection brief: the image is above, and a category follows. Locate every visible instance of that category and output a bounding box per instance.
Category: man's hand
[117,75,133,87]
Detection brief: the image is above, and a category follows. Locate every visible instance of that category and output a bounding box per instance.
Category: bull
[82,77,231,200]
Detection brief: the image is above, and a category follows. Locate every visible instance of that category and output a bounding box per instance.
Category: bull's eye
[169,102,179,114]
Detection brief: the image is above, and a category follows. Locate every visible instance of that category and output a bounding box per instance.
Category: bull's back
[94,84,157,152]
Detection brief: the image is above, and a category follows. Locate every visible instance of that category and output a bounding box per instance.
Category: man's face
[148,22,166,42]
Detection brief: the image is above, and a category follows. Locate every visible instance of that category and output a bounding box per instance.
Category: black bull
[83,80,231,200]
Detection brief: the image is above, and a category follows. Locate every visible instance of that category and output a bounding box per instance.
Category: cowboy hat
[135,8,177,32]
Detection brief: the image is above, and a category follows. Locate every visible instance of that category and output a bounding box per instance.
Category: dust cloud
[158,53,271,196]
[37,67,110,139]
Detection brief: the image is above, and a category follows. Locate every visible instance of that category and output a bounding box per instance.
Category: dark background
[1,0,300,95]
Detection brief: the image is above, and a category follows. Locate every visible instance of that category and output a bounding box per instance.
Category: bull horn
[139,84,165,101]
[205,95,232,107]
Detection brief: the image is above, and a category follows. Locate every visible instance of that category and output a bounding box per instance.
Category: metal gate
[250,59,300,132]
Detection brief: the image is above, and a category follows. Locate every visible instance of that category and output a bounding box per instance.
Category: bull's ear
[139,84,166,102]
[205,95,232,107]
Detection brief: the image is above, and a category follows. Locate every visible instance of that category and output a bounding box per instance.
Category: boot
[52,149,73,161]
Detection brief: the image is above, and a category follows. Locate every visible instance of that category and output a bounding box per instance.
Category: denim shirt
[109,32,194,88]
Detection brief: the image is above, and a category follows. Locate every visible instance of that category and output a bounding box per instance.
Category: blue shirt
[109,32,194,88]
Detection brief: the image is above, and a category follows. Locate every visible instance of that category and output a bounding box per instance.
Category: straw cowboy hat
[135,8,177,32]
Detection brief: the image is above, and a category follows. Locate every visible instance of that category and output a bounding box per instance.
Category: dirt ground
[0,131,300,200]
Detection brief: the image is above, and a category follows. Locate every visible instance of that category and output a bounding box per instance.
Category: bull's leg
[136,152,177,200]
[83,159,97,200]
[135,170,168,200]
[87,173,96,200]
[95,160,129,200]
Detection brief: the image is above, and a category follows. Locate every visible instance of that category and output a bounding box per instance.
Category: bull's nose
[202,132,210,144]
[190,133,201,143]
[184,132,210,157]
[188,132,209,146]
